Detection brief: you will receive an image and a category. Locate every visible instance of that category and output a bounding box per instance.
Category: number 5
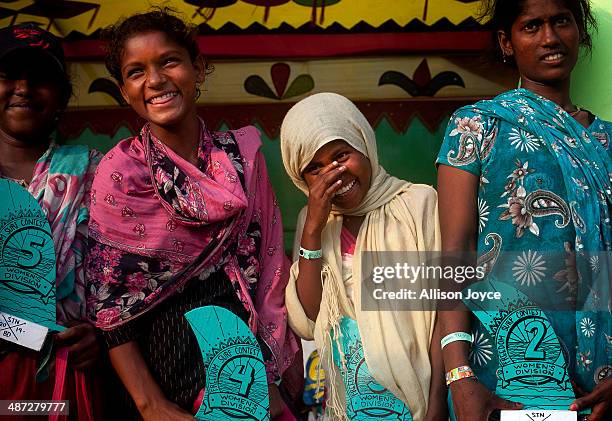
[18,237,44,268]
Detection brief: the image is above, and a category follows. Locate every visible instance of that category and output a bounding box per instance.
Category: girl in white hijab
[280,93,444,420]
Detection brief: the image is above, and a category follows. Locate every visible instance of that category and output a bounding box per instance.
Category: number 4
[229,364,255,396]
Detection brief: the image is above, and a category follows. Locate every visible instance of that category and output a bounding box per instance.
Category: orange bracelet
[445,365,476,386]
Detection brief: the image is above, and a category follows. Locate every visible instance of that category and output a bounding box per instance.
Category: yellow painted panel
[1,0,480,35]
[68,56,513,108]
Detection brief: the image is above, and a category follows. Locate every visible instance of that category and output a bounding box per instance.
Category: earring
[195,85,202,100]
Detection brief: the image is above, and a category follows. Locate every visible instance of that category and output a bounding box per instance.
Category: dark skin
[0,52,100,370]
[438,1,611,419]
[297,140,370,320]
[298,139,447,420]
[114,30,284,420]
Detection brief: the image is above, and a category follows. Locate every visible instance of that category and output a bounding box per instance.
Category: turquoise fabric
[437,88,612,395]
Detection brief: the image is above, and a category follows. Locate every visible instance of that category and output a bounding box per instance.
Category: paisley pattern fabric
[437,88,612,393]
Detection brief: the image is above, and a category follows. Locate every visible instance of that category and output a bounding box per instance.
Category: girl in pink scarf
[86,9,299,420]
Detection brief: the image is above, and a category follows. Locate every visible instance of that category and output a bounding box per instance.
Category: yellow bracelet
[445,365,476,386]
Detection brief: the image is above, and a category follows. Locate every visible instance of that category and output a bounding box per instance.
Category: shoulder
[446,102,499,137]
[92,136,147,188]
[97,136,144,169]
[402,184,438,207]
[51,144,103,174]
[215,125,263,152]
[591,116,612,147]
[593,116,612,128]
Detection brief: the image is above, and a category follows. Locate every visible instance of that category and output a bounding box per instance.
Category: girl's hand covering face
[301,140,372,233]
[303,159,346,235]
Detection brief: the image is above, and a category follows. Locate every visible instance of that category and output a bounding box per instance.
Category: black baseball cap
[0,23,66,73]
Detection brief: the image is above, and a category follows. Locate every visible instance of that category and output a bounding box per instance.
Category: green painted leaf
[281,74,314,99]
[244,75,278,99]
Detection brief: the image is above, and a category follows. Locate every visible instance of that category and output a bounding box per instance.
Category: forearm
[109,341,166,413]
[436,165,479,372]
[438,311,472,371]
[296,227,324,321]
[426,318,450,421]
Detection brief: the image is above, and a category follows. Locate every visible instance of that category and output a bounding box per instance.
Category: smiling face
[0,50,65,144]
[303,139,372,209]
[498,0,580,87]
[119,31,205,132]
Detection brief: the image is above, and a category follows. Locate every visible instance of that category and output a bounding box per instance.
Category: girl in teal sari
[436,0,611,420]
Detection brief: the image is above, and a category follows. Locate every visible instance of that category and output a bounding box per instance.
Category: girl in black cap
[0,24,108,420]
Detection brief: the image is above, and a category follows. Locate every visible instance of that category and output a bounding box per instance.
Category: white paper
[501,410,577,421]
[0,311,48,351]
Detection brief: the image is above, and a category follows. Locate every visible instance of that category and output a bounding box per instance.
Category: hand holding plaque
[185,305,270,421]
[0,180,64,351]
[465,280,576,420]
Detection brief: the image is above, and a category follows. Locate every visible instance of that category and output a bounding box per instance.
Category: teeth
[544,53,563,61]
[148,92,178,104]
[335,179,356,196]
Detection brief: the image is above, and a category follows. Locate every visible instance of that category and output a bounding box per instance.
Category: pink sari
[87,122,298,381]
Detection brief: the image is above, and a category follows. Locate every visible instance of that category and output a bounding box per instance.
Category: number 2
[524,319,546,360]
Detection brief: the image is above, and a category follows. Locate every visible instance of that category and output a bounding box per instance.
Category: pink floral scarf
[87,122,298,380]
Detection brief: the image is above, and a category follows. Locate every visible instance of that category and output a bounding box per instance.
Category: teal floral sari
[437,88,612,396]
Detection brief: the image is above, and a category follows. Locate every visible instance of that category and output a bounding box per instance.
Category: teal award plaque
[465,280,575,410]
[332,316,412,420]
[185,305,270,421]
[0,179,63,351]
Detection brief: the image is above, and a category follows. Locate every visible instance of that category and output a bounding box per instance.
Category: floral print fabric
[87,122,298,381]
[437,89,612,393]
[0,144,101,323]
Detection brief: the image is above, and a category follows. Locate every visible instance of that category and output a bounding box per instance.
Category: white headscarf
[280,93,440,420]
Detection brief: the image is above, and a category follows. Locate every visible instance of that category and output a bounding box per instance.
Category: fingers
[493,396,523,411]
[588,402,609,421]
[55,323,100,370]
[55,325,83,343]
[324,179,343,199]
[317,165,345,191]
[317,160,339,176]
[307,164,345,204]
[571,391,600,412]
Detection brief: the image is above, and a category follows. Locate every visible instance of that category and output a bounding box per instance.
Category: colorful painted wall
[2,0,522,248]
[56,55,516,247]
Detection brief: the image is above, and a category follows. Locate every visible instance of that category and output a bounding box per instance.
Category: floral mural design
[379,58,465,97]
[244,62,314,100]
